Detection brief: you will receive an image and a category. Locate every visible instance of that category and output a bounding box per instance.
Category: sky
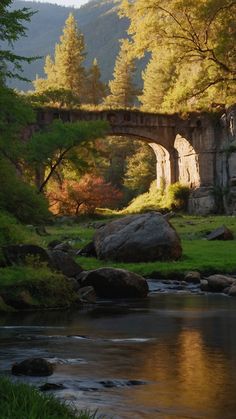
[28,0,89,7]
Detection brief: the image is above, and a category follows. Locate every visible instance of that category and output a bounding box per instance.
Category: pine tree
[33,13,86,100]
[86,58,106,105]
[105,39,138,108]
[140,48,176,112]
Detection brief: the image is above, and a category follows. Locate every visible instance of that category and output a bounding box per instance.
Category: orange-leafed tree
[48,174,123,215]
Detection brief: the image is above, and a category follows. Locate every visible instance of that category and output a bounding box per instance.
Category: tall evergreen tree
[86,58,106,105]
[34,13,86,100]
[140,48,176,112]
[105,39,138,108]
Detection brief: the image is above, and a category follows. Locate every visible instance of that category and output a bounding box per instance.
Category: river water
[1,281,236,419]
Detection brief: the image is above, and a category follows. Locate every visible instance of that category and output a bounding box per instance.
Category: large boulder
[50,250,82,278]
[78,267,149,298]
[12,358,54,376]
[93,212,182,262]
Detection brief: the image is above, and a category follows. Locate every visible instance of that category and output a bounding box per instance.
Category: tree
[33,13,86,100]
[0,0,35,80]
[124,143,156,193]
[104,39,138,108]
[27,119,108,192]
[140,48,176,112]
[85,58,106,105]
[120,0,236,109]
[48,175,123,215]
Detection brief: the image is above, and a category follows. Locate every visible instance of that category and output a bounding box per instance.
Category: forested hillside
[10,0,129,90]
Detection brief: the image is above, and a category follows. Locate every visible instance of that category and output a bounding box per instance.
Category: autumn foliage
[48,174,123,215]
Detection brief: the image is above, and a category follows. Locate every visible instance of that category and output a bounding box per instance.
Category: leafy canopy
[120,0,236,109]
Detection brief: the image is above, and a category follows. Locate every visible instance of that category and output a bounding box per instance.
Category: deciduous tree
[49,175,123,215]
[120,0,236,109]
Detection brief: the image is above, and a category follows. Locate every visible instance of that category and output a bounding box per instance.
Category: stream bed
[1,280,236,418]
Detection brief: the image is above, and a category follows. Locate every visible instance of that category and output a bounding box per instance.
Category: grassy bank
[0,377,96,419]
[0,266,78,311]
[45,214,236,278]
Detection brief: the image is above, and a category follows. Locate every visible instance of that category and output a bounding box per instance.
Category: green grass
[0,266,77,309]
[0,377,97,419]
[47,214,236,278]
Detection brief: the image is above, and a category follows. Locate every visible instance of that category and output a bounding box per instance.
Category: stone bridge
[35,106,236,214]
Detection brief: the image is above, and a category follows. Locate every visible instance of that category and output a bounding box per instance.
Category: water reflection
[1,294,236,418]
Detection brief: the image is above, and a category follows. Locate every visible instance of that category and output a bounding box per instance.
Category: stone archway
[174,134,200,188]
[148,143,172,188]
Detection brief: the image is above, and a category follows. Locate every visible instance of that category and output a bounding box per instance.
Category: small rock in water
[12,358,54,376]
[184,271,201,284]
[39,383,65,391]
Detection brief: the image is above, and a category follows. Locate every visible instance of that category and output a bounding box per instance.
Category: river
[1,281,236,418]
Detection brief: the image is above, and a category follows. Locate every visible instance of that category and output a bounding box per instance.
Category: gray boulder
[78,267,149,298]
[93,212,182,262]
[207,274,236,292]
[206,225,234,241]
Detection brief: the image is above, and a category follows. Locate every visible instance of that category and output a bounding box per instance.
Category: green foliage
[124,143,156,193]
[0,159,50,224]
[0,377,96,418]
[27,119,108,192]
[121,182,190,214]
[0,85,35,165]
[0,0,36,80]
[0,210,40,266]
[165,183,190,211]
[0,266,77,308]
[121,0,236,110]
[0,212,35,247]
[85,58,107,105]
[29,88,81,109]
[105,39,138,108]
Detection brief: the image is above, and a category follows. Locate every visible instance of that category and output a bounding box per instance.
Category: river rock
[206,225,234,241]
[77,286,97,303]
[184,271,201,283]
[2,244,51,267]
[93,212,182,262]
[12,358,54,376]
[200,279,209,291]
[50,250,82,278]
[228,285,236,296]
[207,274,236,292]
[78,268,149,298]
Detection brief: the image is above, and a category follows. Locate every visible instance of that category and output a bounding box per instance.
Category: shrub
[0,159,50,224]
[165,182,190,210]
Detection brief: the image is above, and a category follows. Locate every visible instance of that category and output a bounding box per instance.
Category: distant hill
[9,0,131,90]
